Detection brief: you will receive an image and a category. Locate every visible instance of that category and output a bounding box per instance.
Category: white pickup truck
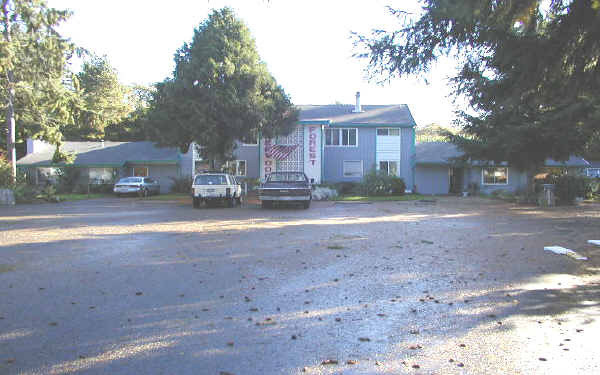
[191,173,243,208]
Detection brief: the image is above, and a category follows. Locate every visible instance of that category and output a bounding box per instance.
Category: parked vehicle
[192,173,242,208]
[113,177,160,197]
[257,172,312,209]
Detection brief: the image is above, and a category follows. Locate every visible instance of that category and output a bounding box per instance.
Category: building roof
[298,104,416,127]
[416,142,590,167]
[17,141,180,167]
[415,142,464,165]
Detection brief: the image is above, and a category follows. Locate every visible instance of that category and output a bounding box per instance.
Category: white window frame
[378,160,399,176]
[325,128,358,147]
[481,167,509,185]
[226,160,247,176]
[343,160,363,178]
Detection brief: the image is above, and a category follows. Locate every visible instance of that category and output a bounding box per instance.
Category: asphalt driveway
[1,197,599,374]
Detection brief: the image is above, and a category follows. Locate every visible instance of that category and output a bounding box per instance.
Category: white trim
[324,128,358,147]
[343,160,363,177]
[226,160,247,177]
[481,167,509,185]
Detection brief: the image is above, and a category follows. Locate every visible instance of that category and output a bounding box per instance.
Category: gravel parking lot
[1,197,599,374]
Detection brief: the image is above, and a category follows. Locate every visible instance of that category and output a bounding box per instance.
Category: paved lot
[1,197,599,375]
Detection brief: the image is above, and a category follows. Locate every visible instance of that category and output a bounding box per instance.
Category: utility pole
[2,0,16,181]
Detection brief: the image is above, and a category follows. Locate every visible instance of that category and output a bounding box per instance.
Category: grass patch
[335,194,425,202]
[57,193,113,202]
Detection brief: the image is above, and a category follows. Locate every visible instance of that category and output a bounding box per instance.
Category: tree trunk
[6,76,16,181]
[2,0,16,182]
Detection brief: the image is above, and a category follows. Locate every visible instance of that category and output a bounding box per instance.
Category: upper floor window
[482,167,508,185]
[325,128,357,147]
[377,128,400,136]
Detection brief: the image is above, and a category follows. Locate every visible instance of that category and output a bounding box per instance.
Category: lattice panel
[275,126,304,172]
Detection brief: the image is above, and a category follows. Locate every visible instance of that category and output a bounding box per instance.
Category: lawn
[57,193,113,202]
[334,194,425,202]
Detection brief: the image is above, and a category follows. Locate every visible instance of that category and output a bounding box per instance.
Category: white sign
[303,125,322,184]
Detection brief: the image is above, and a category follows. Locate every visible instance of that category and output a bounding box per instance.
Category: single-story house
[17,140,182,193]
[586,161,600,178]
[415,142,590,195]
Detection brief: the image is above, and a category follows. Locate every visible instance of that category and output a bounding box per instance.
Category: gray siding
[416,165,449,195]
[323,128,376,183]
[465,166,528,194]
[233,145,260,179]
[179,145,194,177]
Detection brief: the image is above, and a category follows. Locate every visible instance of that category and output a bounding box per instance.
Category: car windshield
[267,172,306,182]
[194,175,228,185]
[119,177,142,183]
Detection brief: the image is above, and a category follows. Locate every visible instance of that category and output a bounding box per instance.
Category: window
[89,168,115,184]
[325,128,357,146]
[132,167,148,177]
[379,161,399,176]
[482,167,508,185]
[343,161,363,177]
[194,175,228,185]
[225,160,247,176]
[377,128,400,136]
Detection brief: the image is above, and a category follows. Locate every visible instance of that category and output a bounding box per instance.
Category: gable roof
[298,104,416,127]
[415,142,464,165]
[416,142,590,167]
[17,141,180,167]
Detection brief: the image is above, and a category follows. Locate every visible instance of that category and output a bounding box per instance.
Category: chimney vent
[353,91,362,113]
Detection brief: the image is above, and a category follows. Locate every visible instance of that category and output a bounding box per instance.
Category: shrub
[170,175,193,193]
[56,165,81,193]
[0,157,14,188]
[359,169,406,196]
[552,174,587,204]
[13,184,37,203]
[335,182,360,195]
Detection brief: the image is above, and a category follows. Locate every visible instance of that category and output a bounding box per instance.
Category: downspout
[412,127,416,192]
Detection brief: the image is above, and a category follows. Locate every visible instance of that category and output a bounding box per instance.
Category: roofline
[328,122,415,128]
[124,160,179,165]
[298,120,331,125]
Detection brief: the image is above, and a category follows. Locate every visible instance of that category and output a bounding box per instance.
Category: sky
[47,0,464,127]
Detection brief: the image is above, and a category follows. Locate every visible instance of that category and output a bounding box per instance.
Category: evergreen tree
[146,7,298,160]
[1,0,74,179]
[357,0,600,175]
[64,55,131,140]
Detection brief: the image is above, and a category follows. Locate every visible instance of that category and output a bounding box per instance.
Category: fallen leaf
[346,360,358,365]
[358,337,370,342]
[322,359,338,365]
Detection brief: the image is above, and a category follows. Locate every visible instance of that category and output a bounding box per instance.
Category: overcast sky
[48,0,464,127]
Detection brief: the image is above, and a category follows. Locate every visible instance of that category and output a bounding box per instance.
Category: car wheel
[236,196,243,206]
[303,200,311,209]
[261,201,271,209]
[226,197,235,208]
[193,197,200,208]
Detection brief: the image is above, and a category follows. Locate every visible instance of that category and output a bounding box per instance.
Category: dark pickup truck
[257,172,312,209]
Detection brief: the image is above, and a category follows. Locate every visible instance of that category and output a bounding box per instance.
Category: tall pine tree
[146,7,298,161]
[1,0,74,179]
[357,0,600,176]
